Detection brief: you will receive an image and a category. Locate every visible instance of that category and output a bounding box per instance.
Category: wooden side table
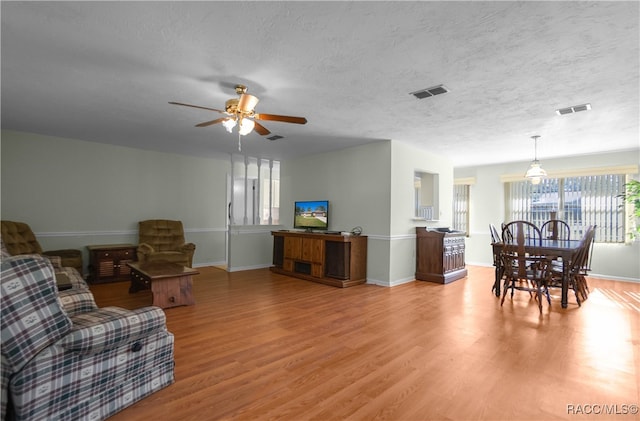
[127,261,199,309]
[87,244,137,284]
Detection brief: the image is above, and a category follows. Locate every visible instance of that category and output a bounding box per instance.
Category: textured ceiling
[2,1,638,167]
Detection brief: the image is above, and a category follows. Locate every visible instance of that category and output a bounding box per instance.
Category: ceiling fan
[169,85,307,150]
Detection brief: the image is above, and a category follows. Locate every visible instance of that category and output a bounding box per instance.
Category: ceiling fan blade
[195,117,228,127]
[169,101,224,113]
[237,94,259,112]
[254,113,307,124]
[253,121,271,136]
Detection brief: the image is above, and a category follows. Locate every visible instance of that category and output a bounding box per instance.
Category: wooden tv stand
[271,231,367,288]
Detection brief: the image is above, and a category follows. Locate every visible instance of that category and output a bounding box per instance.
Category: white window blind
[506,174,626,243]
[452,184,469,235]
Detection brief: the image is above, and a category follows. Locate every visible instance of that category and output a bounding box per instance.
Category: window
[506,174,626,243]
[231,155,280,226]
[415,171,439,220]
[452,184,469,235]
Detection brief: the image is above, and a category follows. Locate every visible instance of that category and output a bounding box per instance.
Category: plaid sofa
[1,254,175,421]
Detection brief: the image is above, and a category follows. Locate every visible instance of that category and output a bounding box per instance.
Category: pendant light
[525,135,547,185]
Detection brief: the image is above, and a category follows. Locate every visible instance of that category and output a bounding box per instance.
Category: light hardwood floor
[90,266,640,421]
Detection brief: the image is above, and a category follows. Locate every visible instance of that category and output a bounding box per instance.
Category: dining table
[492,238,582,308]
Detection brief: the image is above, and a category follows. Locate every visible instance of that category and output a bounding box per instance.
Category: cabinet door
[284,237,302,260]
[301,238,323,263]
[115,249,135,280]
[325,241,350,280]
[98,258,116,279]
[273,236,284,267]
[96,250,116,279]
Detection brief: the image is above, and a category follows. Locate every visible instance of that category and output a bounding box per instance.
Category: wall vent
[267,135,284,141]
[410,85,449,99]
[556,103,591,115]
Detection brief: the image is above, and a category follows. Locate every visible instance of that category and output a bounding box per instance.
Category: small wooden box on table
[87,244,137,284]
[127,261,199,309]
[271,230,367,288]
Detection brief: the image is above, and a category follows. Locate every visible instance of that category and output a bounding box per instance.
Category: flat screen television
[294,200,329,231]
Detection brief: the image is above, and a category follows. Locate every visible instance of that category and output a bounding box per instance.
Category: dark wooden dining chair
[548,225,596,306]
[572,225,596,302]
[540,219,571,281]
[500,244,553,313]
[579,225,597,296]
[499,221,545,308]
[501,220,542,246]
[489,224,502,243]
[541,219,571,240]
[501,222,511,243]
[489,224,503,296]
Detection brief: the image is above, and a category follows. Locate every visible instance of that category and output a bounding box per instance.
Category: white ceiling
[2,1,638,167]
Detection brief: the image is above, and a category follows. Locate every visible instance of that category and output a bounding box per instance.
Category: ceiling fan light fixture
[238,118,255,136]
[169,83,306,150]
[238,94,259,112]
[222,118,237,133]
[225,98,239,113]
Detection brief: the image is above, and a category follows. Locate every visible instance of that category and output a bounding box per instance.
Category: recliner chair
[1,254,175,421]
[137,219,196,267]
[1,220,86,290]
[1,220,83,275]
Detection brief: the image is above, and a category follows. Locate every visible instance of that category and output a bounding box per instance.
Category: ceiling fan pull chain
[238,131,242,151]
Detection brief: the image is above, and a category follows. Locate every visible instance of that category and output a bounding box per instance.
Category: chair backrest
[500,243,552,282]
[138,219,186,251]
[0,220,43,256]
[1,255,72,372]
[541,219,571,240]
[489,224,502,243]
[579,225,597,273]
[501,220,542,247]
[568,231,593,275]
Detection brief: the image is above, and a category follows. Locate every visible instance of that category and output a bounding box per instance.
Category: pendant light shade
[238,118,255,136]
[525,135,547,183]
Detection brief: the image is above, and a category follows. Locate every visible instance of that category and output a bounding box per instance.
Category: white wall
[281,139,455,286]
[1,130,229,272]
[281,140,393,283]
[388,140,454,285]
[455,150,640,281]
[7,130,633,282]
[227,225,281,271]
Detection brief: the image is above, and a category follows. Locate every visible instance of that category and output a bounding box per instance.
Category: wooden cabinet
[415,228,467,284]
[272,231,367,287]
[87,244,137,284]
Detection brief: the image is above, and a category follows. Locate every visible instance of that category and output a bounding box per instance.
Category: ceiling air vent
[556,103,591,115]
[267,135,284,141]
[410,84,449,99]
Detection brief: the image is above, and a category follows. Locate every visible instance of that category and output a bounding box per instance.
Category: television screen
[294,200,329,231]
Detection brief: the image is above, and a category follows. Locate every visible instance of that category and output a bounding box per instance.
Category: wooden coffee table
[127,261,199,309]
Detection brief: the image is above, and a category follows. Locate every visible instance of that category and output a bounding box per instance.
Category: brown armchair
[0,220,83,275]
[137,219,196,267]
